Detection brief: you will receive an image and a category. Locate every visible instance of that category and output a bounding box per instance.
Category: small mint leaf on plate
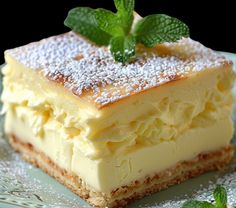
[64,7,112,46]
[213,186,227,207]
[134,14,190,47]
[95,8,124,36]
[110,35,136,63]
[114,0,135,34]
[182,200,215,208]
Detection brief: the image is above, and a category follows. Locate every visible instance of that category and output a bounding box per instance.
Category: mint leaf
[134,14,190,47]
[95,8,124,36]
[110,35,136,62]
[114,0,134,15]
[95,3,136,62]
[213,186,227,207]
[64,7,112,46]
[182,200,215,208]
[114,0,134,34]
[95,0,135,36]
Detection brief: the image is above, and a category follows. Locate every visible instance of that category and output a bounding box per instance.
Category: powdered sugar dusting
[6,32,231,108]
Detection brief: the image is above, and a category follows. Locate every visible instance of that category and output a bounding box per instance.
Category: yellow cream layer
[2,55,235,160]
[5,108,233,193]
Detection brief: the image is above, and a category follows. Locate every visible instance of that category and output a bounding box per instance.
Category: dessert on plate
[1,1,235,208]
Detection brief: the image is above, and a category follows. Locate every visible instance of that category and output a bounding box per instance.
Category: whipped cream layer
[2,53,234,193]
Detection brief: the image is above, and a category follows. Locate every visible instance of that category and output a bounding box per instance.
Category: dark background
[0,0,235,64]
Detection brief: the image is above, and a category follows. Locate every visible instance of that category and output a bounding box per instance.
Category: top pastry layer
[5,32,232,108]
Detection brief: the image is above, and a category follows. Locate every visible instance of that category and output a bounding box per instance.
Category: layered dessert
[1,32,235,207]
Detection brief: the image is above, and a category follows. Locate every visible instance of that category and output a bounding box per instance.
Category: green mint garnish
[182,186,230,208]
[134,14,189,47]
[114,0,134,34]
[95,9,123,36]
[64,7,111,46]
[213,186,228,208]
[64,0,190,63]
[110,35,136,63]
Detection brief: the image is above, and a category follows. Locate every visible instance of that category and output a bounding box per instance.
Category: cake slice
[1,32,235,207]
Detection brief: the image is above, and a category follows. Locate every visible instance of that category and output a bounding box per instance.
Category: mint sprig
[64,0,190,63]
[182,186,231,208]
